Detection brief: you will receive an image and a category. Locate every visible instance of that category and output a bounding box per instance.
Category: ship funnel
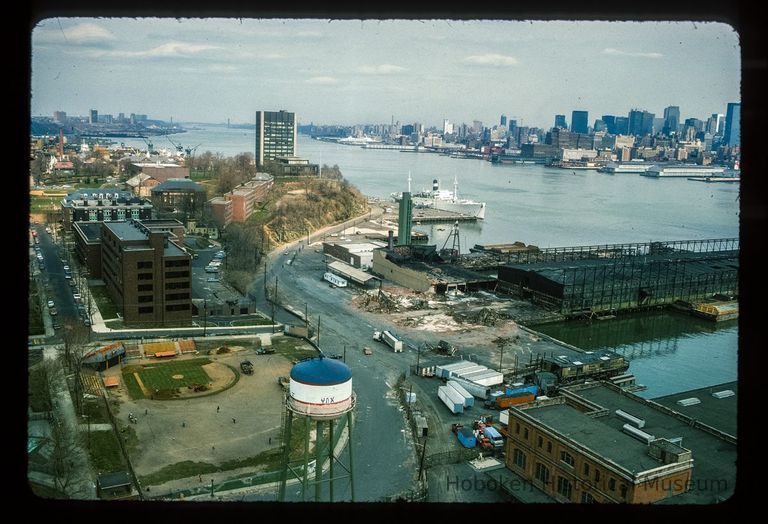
[432,179,439,191]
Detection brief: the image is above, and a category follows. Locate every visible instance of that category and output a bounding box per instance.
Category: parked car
[49,308,58,316]
[73,293,82,302]
[363,346,373,355]
[240,360,254,375]
[47,300,54,308]
[206,277,220,282]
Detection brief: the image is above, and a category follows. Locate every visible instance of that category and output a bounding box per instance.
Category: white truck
[323,272,348,288]
[373,330,403,352]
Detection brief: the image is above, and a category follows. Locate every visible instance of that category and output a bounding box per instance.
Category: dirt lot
[102,346,292,494]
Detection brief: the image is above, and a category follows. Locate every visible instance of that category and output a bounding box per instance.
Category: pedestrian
[145,409,148,415]
[269,437,272,445]
[212,445,215,450]
[182,421,186,428]
[217,406,220,413]
[199,474,202,483]
[232,418,236,424]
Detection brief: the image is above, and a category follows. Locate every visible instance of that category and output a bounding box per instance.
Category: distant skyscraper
[508,119,517,134]
[614,117,629,135]
[662,106,680,136]
[723,103,740,146]
[593,119,607,132]
[53,111,67,123]
[601,115,616,135]
[255,110,297,166]
[443,119,453,134]
[706,113,724,136]
[89,109,98,124]
[628,109,654,136]
[554,114,567,129]
[500,114,507,127]
[570,111,588,134]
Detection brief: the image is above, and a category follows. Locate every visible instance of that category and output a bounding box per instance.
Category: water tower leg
[302,416,311,501]
[314,419,324,502]
[328,418,335,502]
[278,410,293,502]
[347,411,355,502]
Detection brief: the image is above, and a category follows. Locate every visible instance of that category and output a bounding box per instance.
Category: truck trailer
[324,272,348,287]
[373,330,403,352]
[438,385,464,414]
[447,375,492,399]
[447,380,475,408]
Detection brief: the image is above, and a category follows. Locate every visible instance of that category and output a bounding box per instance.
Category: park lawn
[270,336,319,363]
[121,359,213,400]
[88,429,128,473]
[90,285,119,320]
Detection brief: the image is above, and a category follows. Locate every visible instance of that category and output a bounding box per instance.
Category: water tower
[277,356,356,501]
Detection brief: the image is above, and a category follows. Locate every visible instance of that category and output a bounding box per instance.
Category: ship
[392,174,486,219]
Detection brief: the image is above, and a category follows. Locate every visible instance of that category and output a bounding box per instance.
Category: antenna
[407,171,412,193]
[453,175,459,202]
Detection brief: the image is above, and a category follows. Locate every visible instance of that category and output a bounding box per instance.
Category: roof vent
[712,390,735,399]
[676,397,701,407]
[622,424,654,444]
[615,409,645,428]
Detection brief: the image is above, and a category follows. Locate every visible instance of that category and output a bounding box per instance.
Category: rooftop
[290,356,352,386]
[103,221,150,242]
[73,221,103,242]
[152,178,206,192]
[566,383,736,503]
[651,381,737,437]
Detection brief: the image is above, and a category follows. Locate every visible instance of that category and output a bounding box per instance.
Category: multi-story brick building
[100,220,192,326]
[502,382,735,504]
[205,197,233,229]
[224,173,274,222]
[61,189,153,231]
[151,179,207,221]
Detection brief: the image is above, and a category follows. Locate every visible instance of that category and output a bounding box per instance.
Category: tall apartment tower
[723,103,740,147]
[554,114,567,129]
[500,114,507,127]
[570,111,588,134]
[89,109,98,124]
[255,110,297,167]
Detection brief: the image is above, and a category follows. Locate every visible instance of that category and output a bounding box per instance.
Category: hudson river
[122,123,740,398]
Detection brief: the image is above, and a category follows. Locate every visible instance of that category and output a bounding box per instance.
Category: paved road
[242,207,428,502]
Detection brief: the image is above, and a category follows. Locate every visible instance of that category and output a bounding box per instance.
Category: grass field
[89,285,119,320]
[122,358,213,400]
[270,336,319,363]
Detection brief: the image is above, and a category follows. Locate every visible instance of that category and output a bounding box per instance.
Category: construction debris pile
[356,289,433,314]
[452,307,510,327]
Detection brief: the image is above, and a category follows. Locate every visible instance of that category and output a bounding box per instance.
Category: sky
[29,18,741,129]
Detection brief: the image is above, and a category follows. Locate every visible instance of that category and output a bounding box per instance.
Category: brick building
[61,189,153,231]
[224,173,274,222]
[100,220,192,326]
[502,382,735,504]
[151,179,207,221]
[205,197,233,229]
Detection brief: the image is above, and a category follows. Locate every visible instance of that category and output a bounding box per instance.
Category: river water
[120,123,740,398]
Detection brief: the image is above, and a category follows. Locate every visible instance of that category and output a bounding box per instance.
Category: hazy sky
[30,18,741,129]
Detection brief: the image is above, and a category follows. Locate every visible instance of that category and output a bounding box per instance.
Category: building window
[131,208,140,219]
[103,209,112,221]
[138,273,153,280]
[513,448,526,469]
[619,484,627,499]
[138,295,153,303]
[138,306,153,314]
[165,259,190,268]
[165,303,190,312]
[117,209,126,220]
[537,436,543,448]
[608,478,616,491]
[583,462,590,476]
[165,282,189,290]
[88,210,98,221]
[594,469,601,483]
[515,423,520,434]
[547,441,552,454]
[581,492,595,503]
[137,284,153,292]
[535,463,550,486]
[556,477,573,500]
[560,451,575,468]
[137,261,153,269]
[523,427,529,439]
[165,271,190,278]
[165,292,190,301]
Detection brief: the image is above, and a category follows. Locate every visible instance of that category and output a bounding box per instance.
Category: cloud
[358,64,407,75]
[463,54,519,66]
[306,76,339,85]
[127,41,220,58]
[35,21,115,45]
[601,48,663,59]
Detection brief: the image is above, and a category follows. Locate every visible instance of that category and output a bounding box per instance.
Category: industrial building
[497,238,738,316]
[99,220,192,326]
[322,240,387,270]
[124,173,160,197]
[60,189,153,231]
[372,244,497,294]
[503,381,736,503]
[272,156,319,177]
[129,162,190,183]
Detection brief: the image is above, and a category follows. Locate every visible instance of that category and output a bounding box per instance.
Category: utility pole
[418,435,428,481]
[203,299,207,337]
[317,315,321,348]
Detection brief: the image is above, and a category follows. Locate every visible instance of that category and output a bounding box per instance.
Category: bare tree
[492,336,514,374]
[61,322,89,372]
[49,412,84,498]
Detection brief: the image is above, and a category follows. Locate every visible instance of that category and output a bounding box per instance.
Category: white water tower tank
[288,356,355,420]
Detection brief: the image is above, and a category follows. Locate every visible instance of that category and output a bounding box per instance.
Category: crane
[166,135,184,153]
[140,136,155,155]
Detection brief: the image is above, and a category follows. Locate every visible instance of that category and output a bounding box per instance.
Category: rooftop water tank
[288,356,355,419]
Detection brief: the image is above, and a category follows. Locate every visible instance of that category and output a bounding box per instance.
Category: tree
[61,321,89,374]
[49,410,84,497]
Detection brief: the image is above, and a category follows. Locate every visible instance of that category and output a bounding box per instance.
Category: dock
[409,206,479,223]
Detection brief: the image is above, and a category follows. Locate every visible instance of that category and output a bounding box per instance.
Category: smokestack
[58,129,64,158]
[388,230,394,250]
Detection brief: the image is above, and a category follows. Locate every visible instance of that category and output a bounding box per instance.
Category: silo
[278,356,356,502]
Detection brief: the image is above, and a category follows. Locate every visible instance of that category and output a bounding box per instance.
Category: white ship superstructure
[392,175,486,219]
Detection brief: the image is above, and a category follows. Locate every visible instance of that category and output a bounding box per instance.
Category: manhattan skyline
[30,18,740,129]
